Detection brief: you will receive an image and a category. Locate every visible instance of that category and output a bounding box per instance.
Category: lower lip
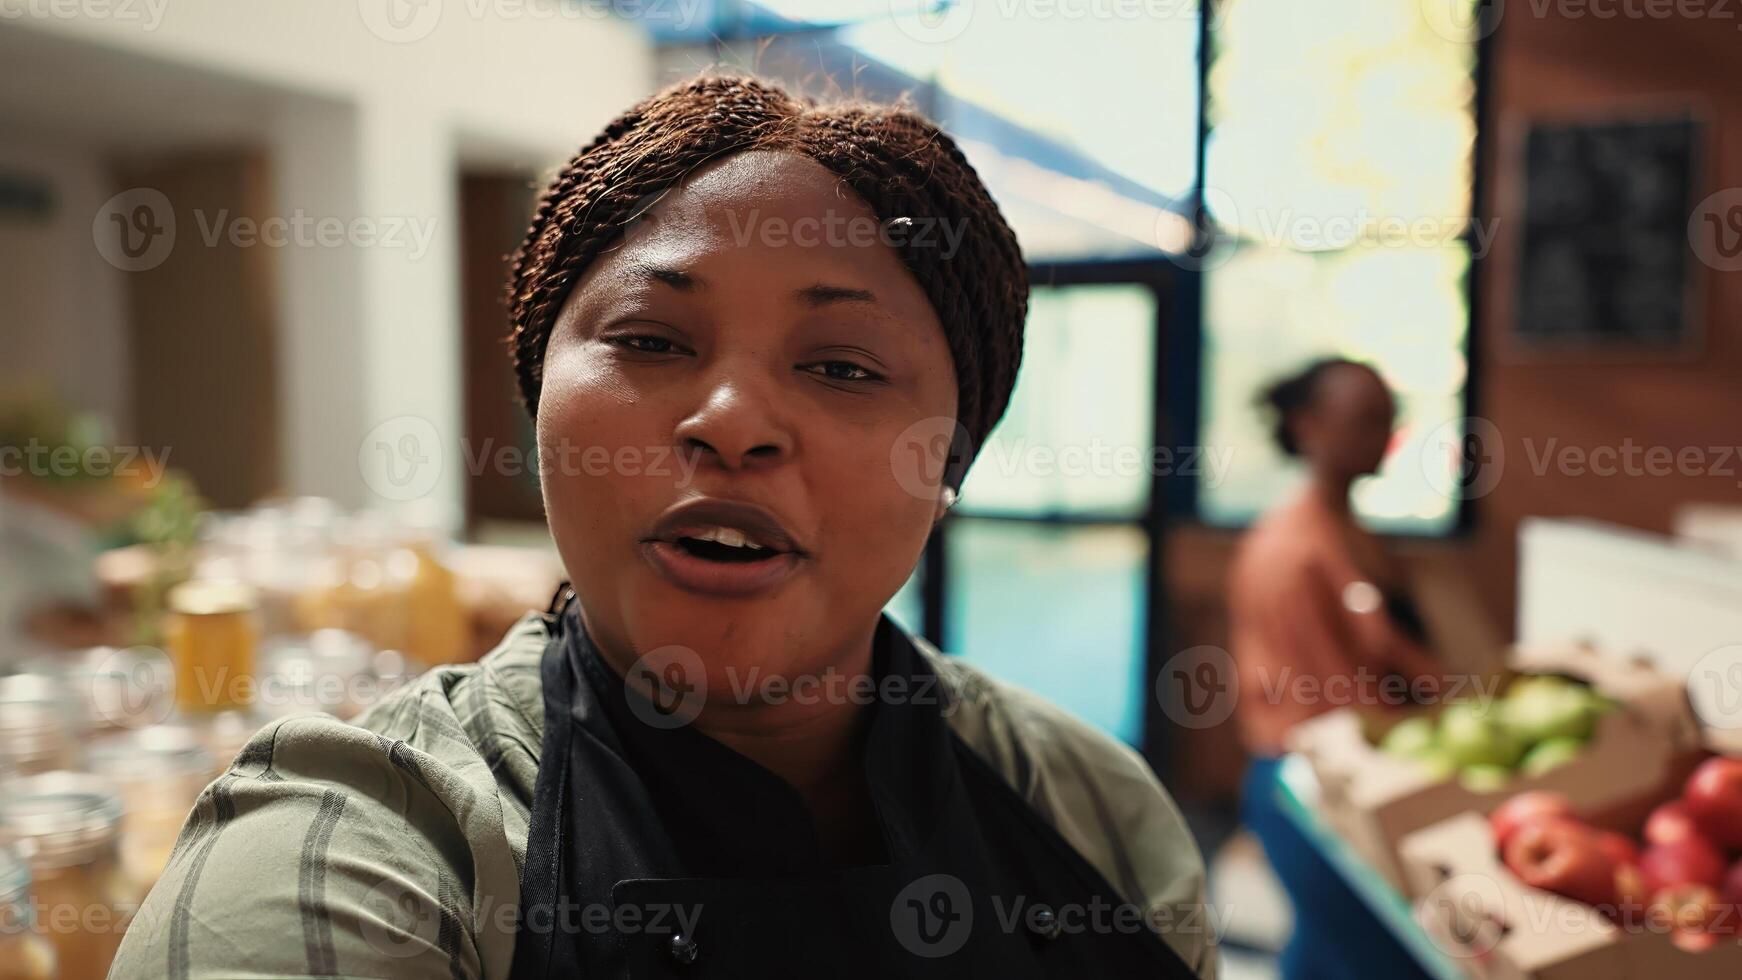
[641,541,804,598]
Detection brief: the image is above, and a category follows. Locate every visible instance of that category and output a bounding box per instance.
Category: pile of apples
[1382,674,1612,791]
[1492,757,1742,952]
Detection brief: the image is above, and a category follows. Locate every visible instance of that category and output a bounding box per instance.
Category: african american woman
[1231,357,1443,980]
[111,75,1215,979]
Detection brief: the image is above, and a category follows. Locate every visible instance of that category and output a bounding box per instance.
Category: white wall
[0,135,131,434]
[5,1,653,522]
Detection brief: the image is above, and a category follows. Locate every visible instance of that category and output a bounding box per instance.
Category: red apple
[1490,791,1576,848]
[1645,801,1704,847]
[1714,860,1742,936]
[1723,859,1742,906]
[1671,928,1721,953]
[1504,819,1620,907]
[1683,757,1742,850]
[1609,863,1652,929]
[1639,838,1728,894]
[1593,830,1639,869]
[1647,883,1725,951]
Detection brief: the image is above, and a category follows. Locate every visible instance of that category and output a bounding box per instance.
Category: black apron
[510,592,1203,979]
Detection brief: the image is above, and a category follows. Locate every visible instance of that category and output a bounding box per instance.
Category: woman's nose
[673,376,794,472]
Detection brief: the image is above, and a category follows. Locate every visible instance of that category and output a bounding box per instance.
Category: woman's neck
[681,621,885,863]
[1307,467,1355,517]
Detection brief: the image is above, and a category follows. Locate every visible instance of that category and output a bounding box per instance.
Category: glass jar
[0,845,56,980]
[259,629,374,720]
[0,773,133,980]
[52,647,176,734]
[0,675,76,776]
[164,580,260,713]
[86,726,215,892]
[385,527,468,667]
[193,706,272,773]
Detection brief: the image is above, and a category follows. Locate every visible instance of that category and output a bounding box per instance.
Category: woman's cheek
[827,431,938,565]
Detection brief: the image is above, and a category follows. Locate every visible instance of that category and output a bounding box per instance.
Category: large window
[1197,0,1483,534]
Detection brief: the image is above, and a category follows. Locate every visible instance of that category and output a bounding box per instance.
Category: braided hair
[507,73,1028,491]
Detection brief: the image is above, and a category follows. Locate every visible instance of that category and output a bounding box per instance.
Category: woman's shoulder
[108,614,558,980]
[913,639,1218,978]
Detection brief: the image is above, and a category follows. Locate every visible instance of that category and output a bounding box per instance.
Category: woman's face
[537,151,958,700]
[1296,363,1396,479]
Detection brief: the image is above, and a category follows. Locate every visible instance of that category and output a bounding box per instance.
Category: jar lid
[87,725,215,781]
[0,772,123,868]
[168,579,258,616]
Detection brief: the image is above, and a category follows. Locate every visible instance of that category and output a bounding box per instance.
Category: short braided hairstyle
[507,73,1028,490]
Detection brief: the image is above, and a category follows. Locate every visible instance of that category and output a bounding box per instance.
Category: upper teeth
[688,526,766,549]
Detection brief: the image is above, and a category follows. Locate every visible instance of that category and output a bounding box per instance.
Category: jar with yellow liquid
[164,580,260,713]
[86,726,215,893]
[0,773,134,980]
[386,531,468,667]
[0,845,55,980]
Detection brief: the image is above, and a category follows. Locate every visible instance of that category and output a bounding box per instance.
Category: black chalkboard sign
[1514,114,1702,350]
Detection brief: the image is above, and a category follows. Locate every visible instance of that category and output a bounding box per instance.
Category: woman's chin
[625,599,825,685]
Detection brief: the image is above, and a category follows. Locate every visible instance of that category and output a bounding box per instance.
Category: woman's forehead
[577,150,937,319]
[627,151,882,249]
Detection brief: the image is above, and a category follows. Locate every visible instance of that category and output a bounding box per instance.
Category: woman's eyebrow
[625,262,699,292]
[797,283,878,306]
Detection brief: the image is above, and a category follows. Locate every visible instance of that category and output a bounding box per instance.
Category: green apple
[1500,676,1601,743]
[1415,749,1459,781]
[1459,764,1514,793]
[1438,702,1526,769]
[1519,736,1584,776]
[1379,717,1438,758]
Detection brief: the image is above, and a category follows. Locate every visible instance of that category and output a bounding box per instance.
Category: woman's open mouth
[641,500,807,598]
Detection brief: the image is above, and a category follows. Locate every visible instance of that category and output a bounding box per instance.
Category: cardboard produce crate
[1401,805,1742,980]
[1288,645,1702,892]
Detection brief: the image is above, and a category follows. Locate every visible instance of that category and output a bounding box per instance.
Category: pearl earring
[940,486,959,510]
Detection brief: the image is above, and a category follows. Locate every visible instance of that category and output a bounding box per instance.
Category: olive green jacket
[110,613,1217,979]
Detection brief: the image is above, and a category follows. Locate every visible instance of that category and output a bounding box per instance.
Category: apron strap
[508,594,577,979]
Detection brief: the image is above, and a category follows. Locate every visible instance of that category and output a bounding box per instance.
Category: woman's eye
[806,361,885,384]
[608,334,679,355]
